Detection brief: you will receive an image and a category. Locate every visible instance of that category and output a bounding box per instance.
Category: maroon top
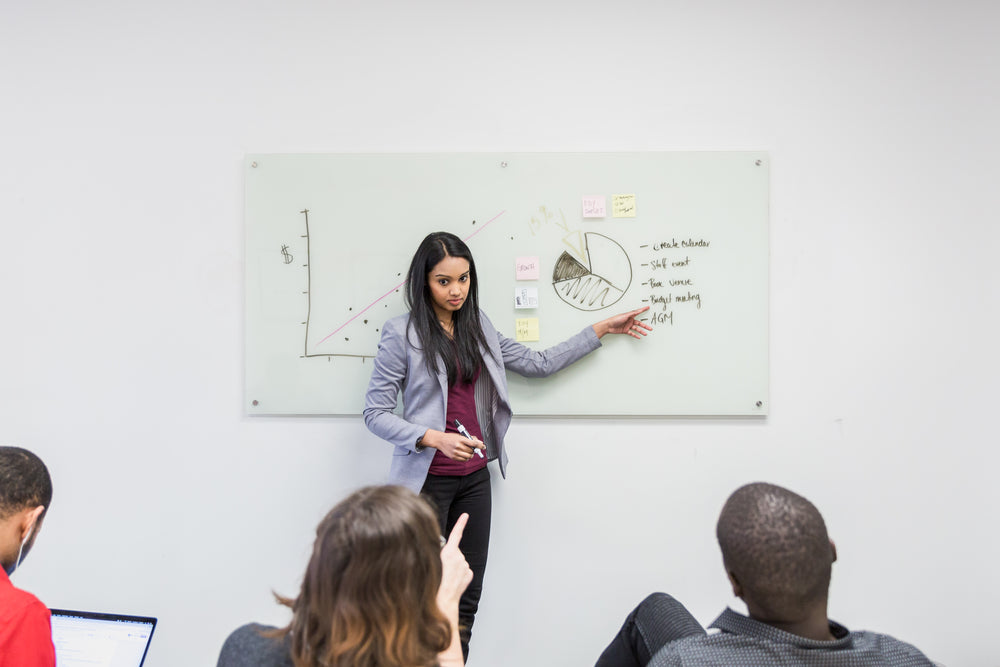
[428,364,487,476]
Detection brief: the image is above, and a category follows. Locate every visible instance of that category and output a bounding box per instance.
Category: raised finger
[446,513,469,546]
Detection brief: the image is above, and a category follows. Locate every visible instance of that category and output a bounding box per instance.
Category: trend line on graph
[314,210,507,348]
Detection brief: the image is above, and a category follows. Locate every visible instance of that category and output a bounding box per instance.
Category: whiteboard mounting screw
[500,161,508,168]
[252,400,259,406]
[754,160,762,166]
[755,401,763,408]
[251,161,258,168]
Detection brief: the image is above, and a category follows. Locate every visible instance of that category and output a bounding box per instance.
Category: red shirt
[0,568,55,667]
[428,365,487,476]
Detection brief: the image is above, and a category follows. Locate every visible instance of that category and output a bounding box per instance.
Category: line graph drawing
[301,210,508,360]
[551,232,632,311]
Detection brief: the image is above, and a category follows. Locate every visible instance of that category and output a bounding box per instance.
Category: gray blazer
[363,311,601,492]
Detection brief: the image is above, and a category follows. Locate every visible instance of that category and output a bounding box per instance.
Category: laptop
[49,608,157,667]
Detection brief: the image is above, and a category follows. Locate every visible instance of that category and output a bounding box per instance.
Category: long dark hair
[405,232,491,385]
[272,486,452,667]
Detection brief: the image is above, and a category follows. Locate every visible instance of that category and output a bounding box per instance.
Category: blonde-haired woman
[218,485,472,667]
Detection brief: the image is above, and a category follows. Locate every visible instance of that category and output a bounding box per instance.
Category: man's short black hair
[0,446,52,520]
[716,482,833,617]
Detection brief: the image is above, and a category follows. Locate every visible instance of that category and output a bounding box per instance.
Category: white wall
[2,1,997,665]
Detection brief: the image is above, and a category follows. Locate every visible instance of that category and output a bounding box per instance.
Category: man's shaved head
[716,482,834,618]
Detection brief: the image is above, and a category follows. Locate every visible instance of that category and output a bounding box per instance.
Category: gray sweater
[217,623,293,667]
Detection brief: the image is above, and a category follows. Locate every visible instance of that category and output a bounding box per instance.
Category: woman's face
[427,255,471,321]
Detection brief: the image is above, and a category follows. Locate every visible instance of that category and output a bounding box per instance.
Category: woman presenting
[364,231,650,659]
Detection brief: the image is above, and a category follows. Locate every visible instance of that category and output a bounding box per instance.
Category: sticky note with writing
[515,256,540,280]
[582,195,606,218]
[613,194,636,217]
[514,287,539,309]
[515,317,540,342]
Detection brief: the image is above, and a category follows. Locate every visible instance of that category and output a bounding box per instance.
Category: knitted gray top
[217,623,293,667]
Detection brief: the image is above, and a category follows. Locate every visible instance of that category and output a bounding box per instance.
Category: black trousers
[421,467,492,663]
[595,593,706,667]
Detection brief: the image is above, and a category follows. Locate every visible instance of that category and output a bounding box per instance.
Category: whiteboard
[245,152,769,416]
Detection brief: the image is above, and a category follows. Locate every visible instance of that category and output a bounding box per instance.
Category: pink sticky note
[515,256,540,280]
[582,195,607,218]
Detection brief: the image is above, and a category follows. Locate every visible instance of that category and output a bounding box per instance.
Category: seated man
[597,482,934,667]
[0,446,55,667]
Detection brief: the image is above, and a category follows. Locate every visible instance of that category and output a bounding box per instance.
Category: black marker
[454,419,484,458]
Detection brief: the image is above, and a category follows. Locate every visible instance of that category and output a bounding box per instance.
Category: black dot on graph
[472,220,476,225]
[345,337,349,341]
[349,307,352,311]
[364,319,368,324]
[397,273,401,276]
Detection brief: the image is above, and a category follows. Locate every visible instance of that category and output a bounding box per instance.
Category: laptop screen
[49,608,157,667]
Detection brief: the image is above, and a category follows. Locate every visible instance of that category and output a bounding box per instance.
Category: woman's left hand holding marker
[421,429,486,461]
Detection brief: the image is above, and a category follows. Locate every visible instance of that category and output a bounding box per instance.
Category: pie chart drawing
[552,232,632,311]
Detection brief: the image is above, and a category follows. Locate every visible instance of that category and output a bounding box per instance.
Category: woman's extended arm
[591,306,652,339]
[492,306,651,379]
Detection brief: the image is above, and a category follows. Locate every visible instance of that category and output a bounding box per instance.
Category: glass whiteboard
[245,152,768,416]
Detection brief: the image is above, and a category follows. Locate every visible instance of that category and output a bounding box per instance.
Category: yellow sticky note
[515,317,540,342]
[613,193,636,217]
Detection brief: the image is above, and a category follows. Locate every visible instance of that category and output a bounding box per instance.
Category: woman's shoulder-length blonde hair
[273,485,451,667]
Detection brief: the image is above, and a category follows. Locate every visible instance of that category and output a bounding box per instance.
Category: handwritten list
[640,236,711,326]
